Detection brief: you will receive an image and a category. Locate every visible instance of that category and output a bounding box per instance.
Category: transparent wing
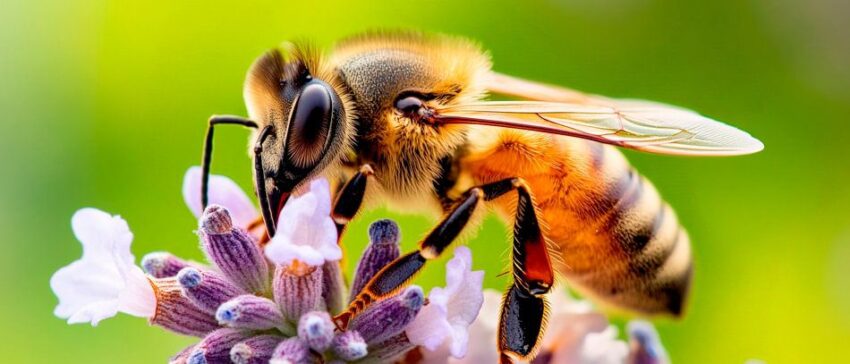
[435,101,764,156]
[456,72,764,156]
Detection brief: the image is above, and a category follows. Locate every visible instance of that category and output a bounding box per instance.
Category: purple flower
[51,167,488,363]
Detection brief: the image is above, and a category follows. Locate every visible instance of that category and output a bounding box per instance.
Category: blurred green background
[2,0,849,362]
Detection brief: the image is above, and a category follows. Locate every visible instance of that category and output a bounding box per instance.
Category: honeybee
[200,32,762,362]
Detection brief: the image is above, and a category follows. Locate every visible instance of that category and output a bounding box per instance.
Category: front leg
[334,178,555,363]
[331,164,374,241]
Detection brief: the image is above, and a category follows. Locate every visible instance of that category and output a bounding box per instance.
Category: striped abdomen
[464,127,692,316]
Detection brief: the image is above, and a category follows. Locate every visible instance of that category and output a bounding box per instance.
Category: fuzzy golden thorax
[327,32,492,208]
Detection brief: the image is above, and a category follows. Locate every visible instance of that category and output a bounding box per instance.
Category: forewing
[435,101,764,156]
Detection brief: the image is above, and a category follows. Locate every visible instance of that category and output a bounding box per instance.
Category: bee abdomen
[557,164,693,316]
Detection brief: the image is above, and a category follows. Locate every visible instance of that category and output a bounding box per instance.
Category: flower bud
[200,205,270,294]
[270,337,311,364]
[331,330,368,361]
[142,252,192,278]
[216,294,290,333]
[178,267,244,314]
[273,263,324,323]
[350,219,400,301]
[230,335,283,364]
[188,328,252,364]
[150,277,218,337]
[297,311,334,352]
[350,286,424,344]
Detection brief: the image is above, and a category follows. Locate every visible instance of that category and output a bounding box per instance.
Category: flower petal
[182,166,257,228]
[51,208,155,325]
[444,247,485,328]
[407,247,484,358]
[405,301,453,351]
[264,178,339,267]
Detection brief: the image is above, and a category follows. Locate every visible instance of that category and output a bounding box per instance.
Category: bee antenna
[201,115,257,209]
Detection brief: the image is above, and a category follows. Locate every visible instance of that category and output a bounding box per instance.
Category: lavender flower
[50,167,486,363]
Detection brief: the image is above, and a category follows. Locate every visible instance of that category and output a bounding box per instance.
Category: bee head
[243,47,351,232]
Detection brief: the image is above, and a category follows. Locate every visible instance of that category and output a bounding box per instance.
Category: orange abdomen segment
[463,127,692,316]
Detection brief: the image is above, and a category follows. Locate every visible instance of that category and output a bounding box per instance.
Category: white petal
[447,290,502,364]
[51,208,156,325]
[264,178,339,267]
[408,246,484,359]
[406,301,452,350]
[264,235,325,267]
[448,323,471,358]
[308,178,332,216]
[182,166,257,228]
[445,248,485,327]
[118,266,156,318]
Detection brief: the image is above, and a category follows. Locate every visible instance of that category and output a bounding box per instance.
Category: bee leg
[481,178,552,362]
[200,115,257,209]
[333,187,485,329]
[331,164,374,240]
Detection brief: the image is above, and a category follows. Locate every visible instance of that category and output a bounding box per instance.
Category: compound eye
[287,82,333,167]
[394,95,425,117]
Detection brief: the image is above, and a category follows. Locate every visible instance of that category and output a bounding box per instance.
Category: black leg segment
[499,283,548,361]
[201,115,257,209]
[331,164,373,238]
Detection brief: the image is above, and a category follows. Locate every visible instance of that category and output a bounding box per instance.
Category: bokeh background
[2,0,849,362]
